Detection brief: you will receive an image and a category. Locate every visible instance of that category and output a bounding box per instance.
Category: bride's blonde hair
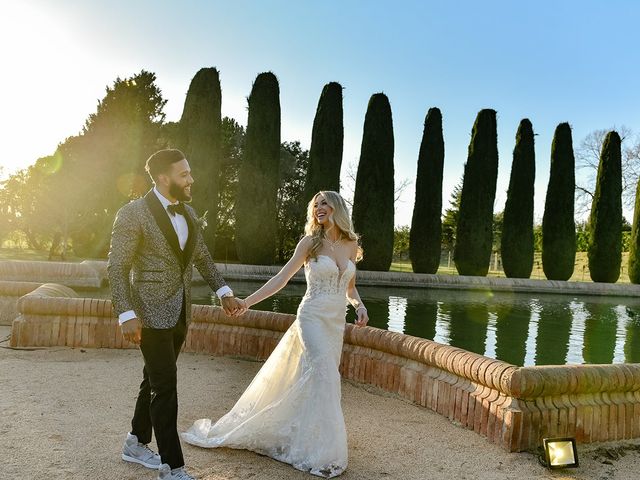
[304,191,363,262]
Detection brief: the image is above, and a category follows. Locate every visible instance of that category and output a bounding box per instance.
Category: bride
[182,191,369,478]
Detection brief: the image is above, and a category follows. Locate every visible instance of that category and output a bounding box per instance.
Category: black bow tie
[167,203,186,216]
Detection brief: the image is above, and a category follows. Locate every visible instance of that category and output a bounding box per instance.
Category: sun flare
[0,2,90,176]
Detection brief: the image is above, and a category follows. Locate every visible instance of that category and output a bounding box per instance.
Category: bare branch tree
[575,125,636,216]
[342,160,358,207]
[341,159,412,211]
[394,178,411,203]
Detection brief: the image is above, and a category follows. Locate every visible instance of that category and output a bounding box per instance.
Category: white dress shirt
[118,187,232,325]
[155,186,189,249]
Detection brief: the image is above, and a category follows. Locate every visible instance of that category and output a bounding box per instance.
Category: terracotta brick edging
[9,291,640,452]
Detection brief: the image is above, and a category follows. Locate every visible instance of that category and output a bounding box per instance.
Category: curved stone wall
[195,263,640,297]
[9,287,640,452]
[0,260,104,288]
[4,259,640,297]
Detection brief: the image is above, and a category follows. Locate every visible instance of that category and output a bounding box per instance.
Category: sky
[2,0,640,226]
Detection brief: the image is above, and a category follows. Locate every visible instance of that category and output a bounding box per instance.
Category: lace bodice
[303,255,355,298]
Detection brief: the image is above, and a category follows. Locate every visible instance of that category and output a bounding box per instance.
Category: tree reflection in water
[582,302,618,364]
[494,302,531,366]
[624,308,640,363]
[535,302,572,365]
[441,300,489,357]
[189,282,640,366]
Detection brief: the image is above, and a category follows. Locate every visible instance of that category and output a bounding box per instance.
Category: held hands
[221,296,248,317]
[121,318,142,345]
[355,306,369,327]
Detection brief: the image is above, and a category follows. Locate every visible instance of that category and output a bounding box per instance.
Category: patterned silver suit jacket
[107,189,227,329]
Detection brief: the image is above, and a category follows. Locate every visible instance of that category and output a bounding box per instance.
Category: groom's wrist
[118,310,137,325]
[216,285,233,299]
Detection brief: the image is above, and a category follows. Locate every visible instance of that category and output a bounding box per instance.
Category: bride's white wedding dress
[182,255,355,478]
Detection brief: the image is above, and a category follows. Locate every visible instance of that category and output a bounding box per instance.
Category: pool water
[191,281,640,367]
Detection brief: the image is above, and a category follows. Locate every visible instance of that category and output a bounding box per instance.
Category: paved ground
[1,325,639,480]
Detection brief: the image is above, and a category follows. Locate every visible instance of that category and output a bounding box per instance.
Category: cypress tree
[303,82,343,202]
[352,93,395,271]
[409,107,445,273]
[235,72,281,265]
[628,178,640,283]
[178,67,222,253]
[588,131,622,282]
[542,123,576,280]
[454,109,498,276]
[501,119,535,278]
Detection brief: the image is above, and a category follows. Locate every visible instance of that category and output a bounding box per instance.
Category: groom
[108,148,246,480]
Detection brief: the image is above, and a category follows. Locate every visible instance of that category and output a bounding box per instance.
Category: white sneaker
[121,432,162,469]
[158,463,197,480]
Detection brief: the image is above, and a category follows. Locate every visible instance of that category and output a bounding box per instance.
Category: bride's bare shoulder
[296,235,314,253]
[299,235,314,246]
[347,239,360,261]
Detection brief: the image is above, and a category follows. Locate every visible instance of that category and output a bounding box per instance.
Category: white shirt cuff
[118,310,137,325]
[216,285,233,299]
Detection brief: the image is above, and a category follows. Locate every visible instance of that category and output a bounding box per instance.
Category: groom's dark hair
[145,149,186,181]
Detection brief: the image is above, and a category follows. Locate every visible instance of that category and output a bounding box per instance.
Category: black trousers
[131,304,187,469]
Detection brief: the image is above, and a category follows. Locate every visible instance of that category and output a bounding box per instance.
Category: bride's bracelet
[355,305,367,313]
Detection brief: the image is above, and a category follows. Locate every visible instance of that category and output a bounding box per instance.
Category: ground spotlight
[540,437,579,469]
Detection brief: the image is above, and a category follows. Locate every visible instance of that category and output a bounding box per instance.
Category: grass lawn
[391,251,632,284]
[0,247,86,262]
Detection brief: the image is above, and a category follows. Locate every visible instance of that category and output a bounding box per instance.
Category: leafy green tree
[394,225,411,260]
[441,180,462,252]
[0,149,85,256]
[214,117,245,261]
[622,232,631,252]
[177,67,222,253]
[352,93,395,271]
[533,224,543,252]
[303,82,343,203]
[235,72,281,265]
[277,141,309,263]
[622,217,632,253]
[64,70,167,257]
[0,164,49,249]
[588,131,622,282]
[410,107,445,273]
[575,221,590,251]
[542,123,576,280]
[454,109,499,276]
[0,201,9,245]
[501,119,536,278]
[492,211,503,253]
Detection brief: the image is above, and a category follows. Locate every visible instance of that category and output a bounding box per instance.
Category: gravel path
[1,326,639,480]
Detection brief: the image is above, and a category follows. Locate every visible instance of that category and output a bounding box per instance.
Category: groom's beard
[169,181,192,202]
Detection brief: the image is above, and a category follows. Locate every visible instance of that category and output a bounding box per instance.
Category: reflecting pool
[189,281,640,367]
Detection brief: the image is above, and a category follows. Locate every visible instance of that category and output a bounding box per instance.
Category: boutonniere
[196,210,209,231]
